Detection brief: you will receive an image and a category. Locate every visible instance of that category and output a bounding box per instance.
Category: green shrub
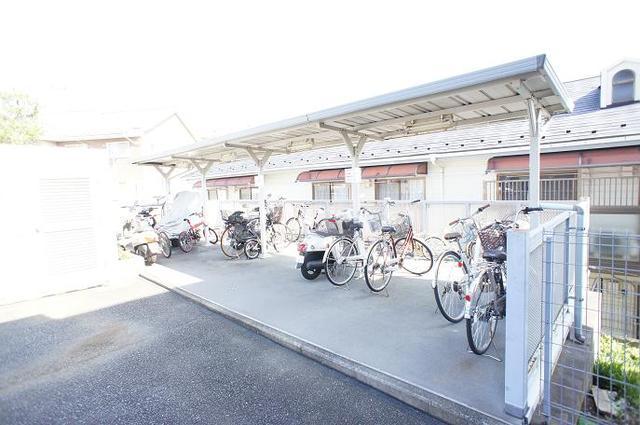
[593,334,640,409]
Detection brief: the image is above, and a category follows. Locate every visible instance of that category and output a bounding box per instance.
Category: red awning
[194,175,255,188]
[296,163,427,182]
[362,163,428,179]
[487,147,640,172]
[296,169,345,182]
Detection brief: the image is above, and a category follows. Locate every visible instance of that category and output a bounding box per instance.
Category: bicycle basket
[269,206,283,223]
[314,218,342,237]
[341,219,361,239]
[392,215,410,238]
[478,223,506,251]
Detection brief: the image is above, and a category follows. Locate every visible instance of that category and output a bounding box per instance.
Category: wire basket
[478,223,507,251]
[269,206,284,223]
[392,214,411,238]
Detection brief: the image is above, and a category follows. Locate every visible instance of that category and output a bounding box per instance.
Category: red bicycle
[178,213,219,253]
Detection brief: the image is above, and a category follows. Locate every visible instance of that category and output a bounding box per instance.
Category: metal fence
[485,175,640,212]
[533,224,640,423]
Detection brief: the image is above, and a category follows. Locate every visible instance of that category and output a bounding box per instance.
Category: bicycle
[323,213,367,287]
[285,203,328,242]
[220,210,257,259]
[178,212,218,253]
[464,206,540,355]
[386,200,434,276]
[247,202,288,252]
[363,200,435,292]
[432,204,490,323]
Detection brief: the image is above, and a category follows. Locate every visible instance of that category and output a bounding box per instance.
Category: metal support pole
[339,132,366,212]
[526,98,541,228]
[543,235,554,419]
[153,165,176,201]
[188,160,215,214]
[245,148,271,258]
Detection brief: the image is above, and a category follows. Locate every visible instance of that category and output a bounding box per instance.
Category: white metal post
[526,98,541,228]
[504,229,530,419]
[153,165,176,201]
[188,159,215,217]
[245,149,271,258]
[339,132,366,212]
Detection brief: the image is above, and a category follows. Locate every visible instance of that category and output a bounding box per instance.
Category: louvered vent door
[39,177,98,277]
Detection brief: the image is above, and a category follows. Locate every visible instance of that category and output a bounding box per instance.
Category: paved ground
[141,244,511,424]
[0,278,443,425]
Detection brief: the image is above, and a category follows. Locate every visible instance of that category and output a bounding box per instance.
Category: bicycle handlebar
[411,199,421,204]
[476,204,490,213]
[522,206,543,214]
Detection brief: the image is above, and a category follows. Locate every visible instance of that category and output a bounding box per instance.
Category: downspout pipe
[538,201,588,343]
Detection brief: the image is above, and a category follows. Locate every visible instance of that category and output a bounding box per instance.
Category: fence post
[505,229,530,418]
[543,235,554,418]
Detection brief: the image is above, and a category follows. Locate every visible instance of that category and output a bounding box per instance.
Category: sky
[1,0,639,138]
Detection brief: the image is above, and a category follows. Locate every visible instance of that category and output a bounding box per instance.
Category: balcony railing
[484,175,640,212]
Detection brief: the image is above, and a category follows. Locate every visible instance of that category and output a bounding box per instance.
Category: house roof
[134,55,573,169]
[41,109,187,142]
[194,75,640,179]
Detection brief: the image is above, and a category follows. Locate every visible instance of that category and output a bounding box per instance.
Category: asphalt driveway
[0,278,442,424]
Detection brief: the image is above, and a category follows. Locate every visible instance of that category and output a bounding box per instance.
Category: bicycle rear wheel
[158,231,172,258]
[466,270,499,355]
[178,231,194,253]
[365,239,396,292]
[325,238,358,286]
[394,237,433,275]
[433,251,467,323]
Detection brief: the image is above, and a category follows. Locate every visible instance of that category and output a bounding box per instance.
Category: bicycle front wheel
[270,223,289,252]
[433,251,467,323]
[365,239,396,292]
[394,237,433,275]
[466,270,499,355]
[220,227,242,259]
[285,217,302,242]
[244,238,261,259]
[325,238,358,286]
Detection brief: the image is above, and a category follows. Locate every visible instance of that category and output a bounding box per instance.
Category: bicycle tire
[433,250,467,323]
[394,237,433,275]
[466,269,498,355]
[270,223,289,252]
[325,238,358,286]
[159,231,172,258]
[206,227,219,245]
[244,238,261,259]
[285,217,302,242]
[364,239,396,292]
[178,231,194,253]
[220,227,242,259]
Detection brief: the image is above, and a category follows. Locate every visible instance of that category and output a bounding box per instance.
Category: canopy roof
[134,54,573,168]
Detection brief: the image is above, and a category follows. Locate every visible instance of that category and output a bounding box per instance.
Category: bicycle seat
[351,221,364,230]
[444,232,461,241]
[483,249,507,263]
[381,225,396,234]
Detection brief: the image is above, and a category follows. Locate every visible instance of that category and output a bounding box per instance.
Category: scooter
[296,232,335,280]
[118,219,162,266]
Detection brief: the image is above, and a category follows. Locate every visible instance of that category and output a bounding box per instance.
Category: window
[612,69,635,105]
[374,179,425,201]
[208,188,228,200]
[312,182,351,201]
[239,186,258,200]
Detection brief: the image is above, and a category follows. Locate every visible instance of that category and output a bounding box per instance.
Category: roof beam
[223,142,290,154]
[347,95,526,132]
[318,122,383,141]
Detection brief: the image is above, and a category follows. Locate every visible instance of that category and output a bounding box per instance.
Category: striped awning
[296,162,427,182]
[194,175,255,188]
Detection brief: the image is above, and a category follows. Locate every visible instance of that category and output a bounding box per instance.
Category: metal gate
[539,229,640,424]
